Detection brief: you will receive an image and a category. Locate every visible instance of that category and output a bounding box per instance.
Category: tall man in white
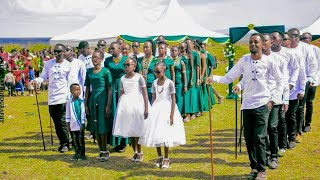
[300,32,320,132]
[288,28,317,143]
[31,44,71,152]
[206,33,285,180]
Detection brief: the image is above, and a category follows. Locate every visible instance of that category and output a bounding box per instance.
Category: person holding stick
[206,33,285,180]
[31,44,71,153]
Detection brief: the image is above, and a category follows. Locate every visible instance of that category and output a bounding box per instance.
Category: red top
[0,52,9,62]
[13,70,23,82]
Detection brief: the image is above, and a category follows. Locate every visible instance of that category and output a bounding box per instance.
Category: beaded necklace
[156,78,166,94]
[142,55,154,76]
[173,56,181,66]
[112,55,122,64]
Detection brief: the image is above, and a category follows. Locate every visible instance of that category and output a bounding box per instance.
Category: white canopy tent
[301,16,320,40]
[50,0,229,45]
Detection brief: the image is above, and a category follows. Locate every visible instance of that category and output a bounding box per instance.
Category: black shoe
[288,141,296,149]
[112,146,120,152]
[269,158,278,169]
[303,126,311,132]
[79,154,87,160]
[118,146,126,153]
[71,154,79,161]
[247,169,258,179]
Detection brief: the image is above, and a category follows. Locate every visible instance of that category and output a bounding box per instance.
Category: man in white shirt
[300,32,320,132]
[271,31,300,157]
[77,41,93,69]
[97,40,112,67]
[288,28,317,143]
[129,41,144,60]
[31,44,71,153]
[155,35,171,57]
[206,33,285,180]
[65,45,86,99]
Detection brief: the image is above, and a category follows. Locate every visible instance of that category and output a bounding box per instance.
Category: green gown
[104,56,129,146]
[138,56,158,102]
[85,68,112,134]
[199,51,209,112]
[174,58,184,113]
[190,50,200,113]
[206,52,216,106]
[181,55,192,114]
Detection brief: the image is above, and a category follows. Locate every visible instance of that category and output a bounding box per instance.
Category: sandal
[155,156,163,167]
[131,151,137,162]
[96,151,103,160]
[135,152,143,162]
[99,151,110,162]
[161,158,170,169]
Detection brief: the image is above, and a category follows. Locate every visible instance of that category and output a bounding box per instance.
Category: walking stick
[238,91,243,152]
[235,92,238,159]
[50,117,54,145]
[207,84,214,180]
[35,86,46,151]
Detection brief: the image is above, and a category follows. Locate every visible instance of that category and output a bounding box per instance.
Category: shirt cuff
[211,75,221,83]
[307,77,316,84]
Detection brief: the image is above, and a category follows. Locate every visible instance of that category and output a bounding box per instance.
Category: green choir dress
[104,56,129,146]
[85,68,112,134]
[181,55,192,114]
[199,51,209,112]
[190,50,200,113]
[206,52,216,106]
[138,56,158,102]
[174,57,184,113]
[154,57,174,80]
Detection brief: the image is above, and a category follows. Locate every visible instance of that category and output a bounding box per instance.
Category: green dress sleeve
[105,68,112,87]
[84,68,91,87]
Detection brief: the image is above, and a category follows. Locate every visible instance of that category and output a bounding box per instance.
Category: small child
[4,70,15,96]
[27,65,35,96]
[66,83,86,160]
[139,62,186,169]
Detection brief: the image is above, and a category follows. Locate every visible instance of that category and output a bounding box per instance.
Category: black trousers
[266,105,280,158]
[277,107,287,149]
[305,86,317,127]
[49,104,69,146]
[296,82,314,134]
[71,130,85,155]
[243,105,269,172]
[286,99,299,141]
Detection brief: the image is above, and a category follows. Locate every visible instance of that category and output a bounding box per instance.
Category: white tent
[301,16,320,40]
[50,0,229,45]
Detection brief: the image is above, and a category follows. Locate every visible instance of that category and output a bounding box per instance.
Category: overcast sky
[0,0,319,37]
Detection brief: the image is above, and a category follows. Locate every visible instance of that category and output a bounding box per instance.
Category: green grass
[1,44,320,179]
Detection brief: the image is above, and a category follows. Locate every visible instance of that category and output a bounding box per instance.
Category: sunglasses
[132,45,139,48]
[124,63,133,67]
[300,37,309,40]
[154,70,161,74]
[97,44,106,47]
[291,34,300,38]
[283,38,290,41]
[54,50,63,54]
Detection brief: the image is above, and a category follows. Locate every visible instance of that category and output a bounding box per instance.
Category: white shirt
[211,54,285,110]
[309,44,320,86]
[155,47,171,57]
[292,42,318,83]
[66,98,86,131]
[78,54,93,69]
[286,47,307,100]
[33,59,71,105]
[67,58,86,99]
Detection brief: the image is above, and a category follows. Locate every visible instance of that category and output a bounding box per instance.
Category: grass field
[1,44,320,179]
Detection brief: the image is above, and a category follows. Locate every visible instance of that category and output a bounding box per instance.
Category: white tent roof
[51,0,228,45]
[301,16,320,36]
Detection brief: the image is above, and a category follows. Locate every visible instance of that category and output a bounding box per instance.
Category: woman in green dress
[138,40,158,102]
[170,46,187,114]
[85,50,112,161]
[195,39,209,113]
[185,39,200,119]
[155,42,175,83]
[104,42,129,152]
[179,42,193,121]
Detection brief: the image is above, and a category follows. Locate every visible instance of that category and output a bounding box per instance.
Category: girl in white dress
[113,58,149,162]
[139,62,186,169]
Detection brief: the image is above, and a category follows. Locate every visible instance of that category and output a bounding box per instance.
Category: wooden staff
[238,91,243,152]
[35,87,46,151]
[207,84,214,180]
[235,93,238,159]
